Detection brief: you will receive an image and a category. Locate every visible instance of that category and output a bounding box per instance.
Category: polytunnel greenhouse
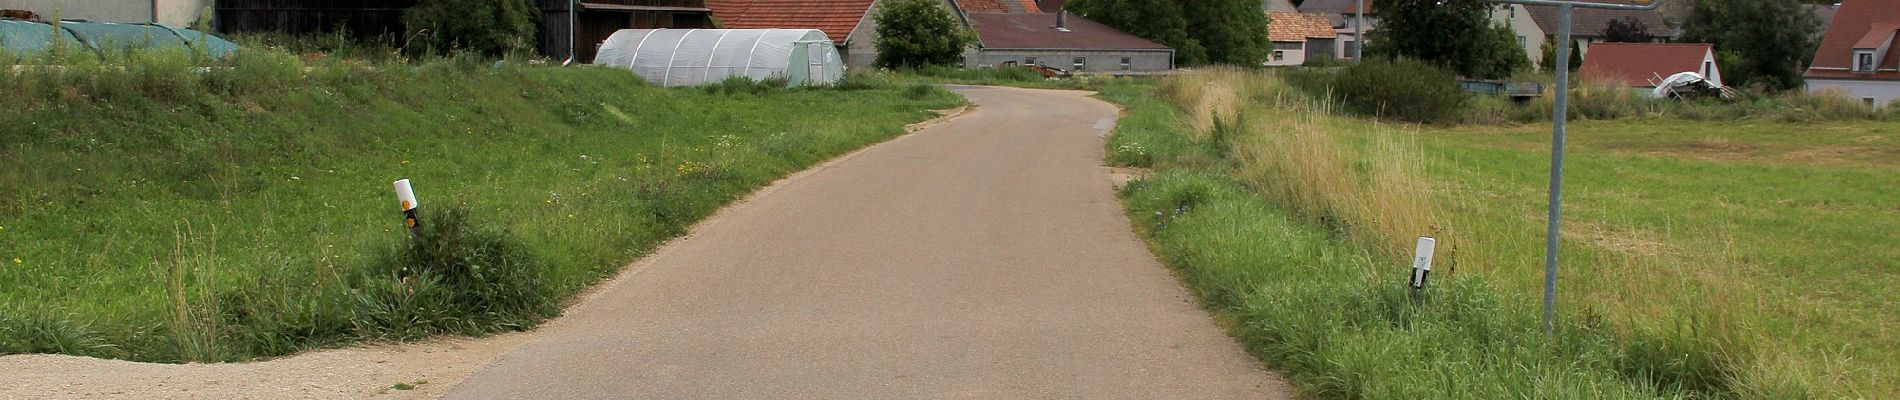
[593,29,845,87]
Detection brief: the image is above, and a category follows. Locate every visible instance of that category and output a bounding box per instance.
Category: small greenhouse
[593,29,844,87]
[0,19,238,58]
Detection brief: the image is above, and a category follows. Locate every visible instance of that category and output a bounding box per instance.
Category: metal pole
[1353,0,1364,61]
[1543,3,1572,336]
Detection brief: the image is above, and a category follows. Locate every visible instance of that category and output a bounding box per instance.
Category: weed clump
[355,206,554,338]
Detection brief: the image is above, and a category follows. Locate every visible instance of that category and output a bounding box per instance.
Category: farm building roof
[955,0,1041,13]
[1578,42,1712,87]
[1523,5,1669,38]
[1266,12,1337,43]
[1809,0,1900,80]
[965,12,1169,50]
[705,0,873,45]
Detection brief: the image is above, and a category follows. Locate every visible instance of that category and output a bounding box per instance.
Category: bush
[356,206,554,337]
[402,0,538,57]
[1330,59,1466,124]
[873,0,972,68]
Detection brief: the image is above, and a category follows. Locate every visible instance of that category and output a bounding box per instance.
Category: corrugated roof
[1523,5,1670,38]
[966,12,1169,50]
[1809,0,1900,80]
[1266,12,1336,42]
[1578,42,1711,86]
[956,0,1040,13]
[705,0,874,44]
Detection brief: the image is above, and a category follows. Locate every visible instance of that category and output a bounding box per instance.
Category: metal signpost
[1480,0,1660,334]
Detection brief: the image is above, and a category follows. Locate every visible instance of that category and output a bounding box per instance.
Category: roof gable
[1266,12,1337,42]
[1578,42,1712,86]
[965,12,1170,50]
[1809,0,1900,80]
[705,0,875,44]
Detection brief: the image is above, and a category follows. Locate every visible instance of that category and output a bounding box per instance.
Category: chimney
[1056,10,1069,32]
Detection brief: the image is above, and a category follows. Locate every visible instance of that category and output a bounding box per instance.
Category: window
[1120,57,1132,70]
[1073,57,1086,71]
[1273,50,1285,61]
[1343,40,1358,59]
[1703,61,1712,77]
[1025,56,1037,66]
[1865,97,1877,107]
[1518,36,1527,49]
[1856,51,1876,72]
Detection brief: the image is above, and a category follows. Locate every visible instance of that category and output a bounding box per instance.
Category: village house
[1519,5,1672,59]
[1264,12,1337,66]
[961,11,1173,73]
[1577,42,1721,93]
[1806,0,1900,107]
[1297,0,1375,60]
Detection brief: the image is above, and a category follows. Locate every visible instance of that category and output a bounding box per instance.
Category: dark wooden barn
[213,0,713,62]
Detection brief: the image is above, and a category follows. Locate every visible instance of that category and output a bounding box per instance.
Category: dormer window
[1857,50,1877,72]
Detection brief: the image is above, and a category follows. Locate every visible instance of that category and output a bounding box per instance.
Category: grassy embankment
[1101,68,1897,398]
[0,47,962,362]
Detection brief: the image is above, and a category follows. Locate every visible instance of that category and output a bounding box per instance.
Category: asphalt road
[443,86,1292,399]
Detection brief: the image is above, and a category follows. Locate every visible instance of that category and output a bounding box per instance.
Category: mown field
[1101,69,1897,398]
[0,48,962,362]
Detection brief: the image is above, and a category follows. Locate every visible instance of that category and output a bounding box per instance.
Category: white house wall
[1492,4,1545,69]
[4,0,212,27]
[1265,42,1305,66]
[1807,79,1900,108]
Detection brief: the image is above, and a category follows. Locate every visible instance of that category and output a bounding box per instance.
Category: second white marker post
[394,179,420,237]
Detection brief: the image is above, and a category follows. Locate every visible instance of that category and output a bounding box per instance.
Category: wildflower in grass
[11,258,20,265]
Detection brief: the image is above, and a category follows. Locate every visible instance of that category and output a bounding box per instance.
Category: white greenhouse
[593,29,846,87]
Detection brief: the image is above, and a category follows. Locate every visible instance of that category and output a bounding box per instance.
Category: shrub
[402,0,538,57]
[356,206,553,337]
[1330,59,1465,124]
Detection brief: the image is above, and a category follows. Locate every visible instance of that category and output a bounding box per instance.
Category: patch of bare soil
[0,333,530,399]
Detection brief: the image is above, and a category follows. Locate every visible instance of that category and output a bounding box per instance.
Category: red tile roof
[705,0,875,44]
[1266,12,1336,43]
[956,0,1041,13]
[966,12,1169,50]
[1578,42,1712,86]
[1809,0,1900,80]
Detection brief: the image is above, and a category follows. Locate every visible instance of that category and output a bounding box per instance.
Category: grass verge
[1103,68,1897,398]
[0,46,963,362]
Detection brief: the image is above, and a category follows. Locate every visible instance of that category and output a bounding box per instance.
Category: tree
[1539,38,1582,72]
[1366,1,1528,79]
[1180,0,1271,65]
[1681,0,1818,91]
[1065,0,1201,64]
[1602,16,1653,43]
[874,0,973,68]
[1066,0,1267,66]
[403,0,537,57]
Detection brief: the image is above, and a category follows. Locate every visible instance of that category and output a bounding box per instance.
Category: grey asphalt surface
[443,86,1293,399]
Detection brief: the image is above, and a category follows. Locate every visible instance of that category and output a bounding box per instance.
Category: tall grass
[1101,68,1880,398]
[0,44,964,362]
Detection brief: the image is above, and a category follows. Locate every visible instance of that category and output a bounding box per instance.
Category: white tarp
[593,29,845,87]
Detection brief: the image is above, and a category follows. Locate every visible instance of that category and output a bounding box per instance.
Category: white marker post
[1410,237,1436,299]
[393,179,420,237]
